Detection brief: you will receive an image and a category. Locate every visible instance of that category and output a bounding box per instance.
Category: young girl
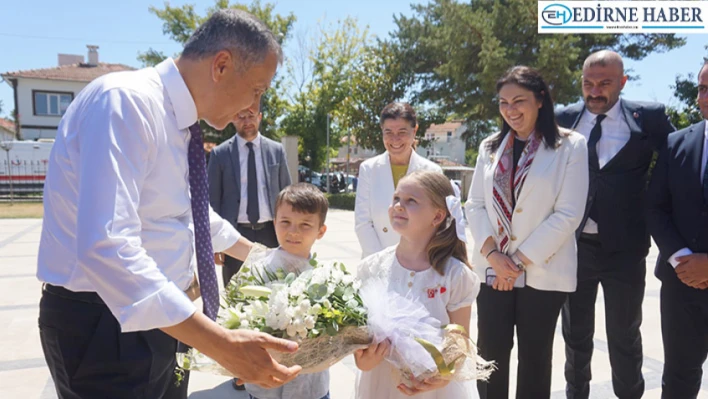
[354,170,481,399]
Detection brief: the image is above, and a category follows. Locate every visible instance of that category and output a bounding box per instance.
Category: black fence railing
[0,159,47,201]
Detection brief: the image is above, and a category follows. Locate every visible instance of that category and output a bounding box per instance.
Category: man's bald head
[583,50,624,73]
[581,50,628,114]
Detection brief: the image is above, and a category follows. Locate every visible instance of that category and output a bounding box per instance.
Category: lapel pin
[633,112,639,119]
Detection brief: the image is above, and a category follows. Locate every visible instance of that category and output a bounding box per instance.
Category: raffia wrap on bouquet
[359,279,495,387]
[177,244,371,376]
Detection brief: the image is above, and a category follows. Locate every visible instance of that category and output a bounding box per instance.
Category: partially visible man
[37,9,301,399]
[208,106,291,287]
[648,59,708,399]
[207,105,291,390]
[556,50,675,399]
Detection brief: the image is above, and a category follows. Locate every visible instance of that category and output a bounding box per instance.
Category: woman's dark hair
[380,102,417,128]
[487,66,560,152]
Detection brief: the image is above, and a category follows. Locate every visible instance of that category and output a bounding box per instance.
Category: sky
[0,0,706,120]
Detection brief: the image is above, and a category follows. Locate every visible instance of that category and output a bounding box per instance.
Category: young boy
[244,183,331,399]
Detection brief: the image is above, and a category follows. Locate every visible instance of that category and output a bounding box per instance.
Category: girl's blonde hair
[399,170,472,275]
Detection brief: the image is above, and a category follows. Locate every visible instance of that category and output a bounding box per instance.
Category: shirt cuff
[669,247,693,268]
[116,281,196,332]
[211,219,241,253]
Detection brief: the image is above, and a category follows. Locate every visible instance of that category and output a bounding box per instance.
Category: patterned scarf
[492,132,541,253]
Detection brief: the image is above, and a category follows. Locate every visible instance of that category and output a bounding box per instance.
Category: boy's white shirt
[243,245,330,399]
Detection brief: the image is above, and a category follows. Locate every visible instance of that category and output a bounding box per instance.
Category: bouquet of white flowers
[177,244,371,375]
[177,245,493,387]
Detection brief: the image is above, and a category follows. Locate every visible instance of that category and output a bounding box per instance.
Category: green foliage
[326,193,356,210]
[392,0,685,143]
[668,49,707,130]
[142,0,688,162]
[465,147,479,167]
[281,18,369,170]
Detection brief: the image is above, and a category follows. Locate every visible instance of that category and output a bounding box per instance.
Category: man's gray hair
[182,8,283,70]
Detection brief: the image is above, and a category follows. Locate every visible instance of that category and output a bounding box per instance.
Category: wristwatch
[511,254,526,271]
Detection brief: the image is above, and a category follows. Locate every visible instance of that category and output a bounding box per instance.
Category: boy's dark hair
[274,183,328,226]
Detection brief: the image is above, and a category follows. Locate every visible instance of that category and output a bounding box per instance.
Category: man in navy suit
[556,50,675,399]
[648,59,708,399]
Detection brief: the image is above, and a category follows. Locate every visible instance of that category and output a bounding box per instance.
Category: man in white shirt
[37,9,301,399]
[555,50,675,399]
[207,104,291,391]
[648,59,708,399]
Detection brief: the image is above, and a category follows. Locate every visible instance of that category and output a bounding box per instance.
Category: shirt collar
[704,119,708,140]
[584,97,623,123]
[155,58,198,130]
[236,132,262,149]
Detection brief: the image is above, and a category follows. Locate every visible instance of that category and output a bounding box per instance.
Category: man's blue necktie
[703,152,708,203]
[188,123,219,320]
[246,142,260,225]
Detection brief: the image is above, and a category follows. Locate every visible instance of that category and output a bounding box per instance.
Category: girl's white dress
[354,246,481,399]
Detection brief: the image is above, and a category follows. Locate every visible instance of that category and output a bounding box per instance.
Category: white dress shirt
[235,133,273,223]
[668,120,708,268]
[37,58,241,332]
[575,99,631,234]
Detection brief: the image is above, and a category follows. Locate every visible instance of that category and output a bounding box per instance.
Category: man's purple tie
[188,123,219,320]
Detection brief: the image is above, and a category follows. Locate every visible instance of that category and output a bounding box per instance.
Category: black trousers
[562,236,646,399]
[222,221,278,288]
[38,285,188,399]
[476,284,568,399]
[660,276,708,399]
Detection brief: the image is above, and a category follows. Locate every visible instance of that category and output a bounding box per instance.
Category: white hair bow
[446,180,467,243]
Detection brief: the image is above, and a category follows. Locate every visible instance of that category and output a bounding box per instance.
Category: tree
[0,100,3,116]
[280,18,369,171]
[667,46,707,130]
[392,0,686,151]
[140,0,296,143]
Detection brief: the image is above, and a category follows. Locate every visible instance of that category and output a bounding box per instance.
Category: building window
[447,131,452,143]
[34,91,73,116]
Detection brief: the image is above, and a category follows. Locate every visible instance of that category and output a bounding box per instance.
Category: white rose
[304,315,316,329]
[292,318,305,333]
[240,320,250,328]
[331,268,344,284]
[286,306,297,319]
[286,325,298,337]
[346,299,359,309]
[310,303,322,315]
[298,300,311,314]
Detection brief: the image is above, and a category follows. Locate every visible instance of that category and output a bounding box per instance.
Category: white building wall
[416,124,467,164]
[16,78,88,139]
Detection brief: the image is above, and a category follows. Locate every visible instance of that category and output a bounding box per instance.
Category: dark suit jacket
[555,99,675,256]
[207,134,291,225]
[648,120,708,296]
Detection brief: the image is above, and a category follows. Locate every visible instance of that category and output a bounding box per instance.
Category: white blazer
[355,151,443,258]
[465,130,588,292]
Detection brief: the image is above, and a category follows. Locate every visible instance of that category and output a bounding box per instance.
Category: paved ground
[1,211,706,398]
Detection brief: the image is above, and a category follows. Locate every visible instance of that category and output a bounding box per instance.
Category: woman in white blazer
[355,102,443,258]
[465,66,588,399]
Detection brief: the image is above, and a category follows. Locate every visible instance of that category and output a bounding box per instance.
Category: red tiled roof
[2,62,136,82]
[433,158,466,167]
[0,118,15,133]
[427,121,464,135]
